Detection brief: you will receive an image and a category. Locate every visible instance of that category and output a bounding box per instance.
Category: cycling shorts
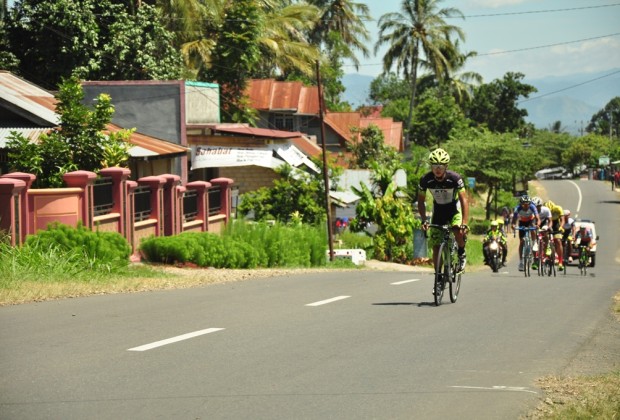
[428,211,463,248]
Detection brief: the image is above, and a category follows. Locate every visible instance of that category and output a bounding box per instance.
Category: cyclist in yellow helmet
[418,148,469,277]
[544,200,566,271]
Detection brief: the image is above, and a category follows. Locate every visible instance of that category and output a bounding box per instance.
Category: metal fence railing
[134,185,152,222]
[183,189,198,222]
[208,186,222,216]
[93,177,114,216]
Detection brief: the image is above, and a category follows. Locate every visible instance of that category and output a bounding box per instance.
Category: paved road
[1,180,618,420]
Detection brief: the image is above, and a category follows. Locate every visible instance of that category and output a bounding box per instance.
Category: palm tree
[307,0,371,68]
[437,39,482,106]
[375,0,465,148]
[255,2,322,78]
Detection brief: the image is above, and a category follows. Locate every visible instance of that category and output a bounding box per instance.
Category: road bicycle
[542,240,557,277]
[561,237,570,276]
[428,224,464,306]
[576,242,589,276]
[515,226,537,277]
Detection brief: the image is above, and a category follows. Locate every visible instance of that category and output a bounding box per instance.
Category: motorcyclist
[482,220,507,267]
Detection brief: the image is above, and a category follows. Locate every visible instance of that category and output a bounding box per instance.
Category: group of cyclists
[506,195,594,272]
[418,147,594,299]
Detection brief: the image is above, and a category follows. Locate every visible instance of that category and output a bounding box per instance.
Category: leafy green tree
[0,19,19,71]
[375,0,465,146]
[408,87,468,148]
[466,72,537,133]
[4,0,181,88]
[238,163,330,225]
[199,0,262,122]
[7,77,131,187]
[347,124,400,168]
[562,134,613,174]
[446,129,539,219]
[368,73,410,105]
[254,2,321,79]
[586,96,620,139]
[308,0,371,68]
[91,3,182,80]
[527,130,573,169]
[5,0,100,88]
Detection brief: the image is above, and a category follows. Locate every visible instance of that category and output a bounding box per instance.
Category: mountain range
[342,69,620,136]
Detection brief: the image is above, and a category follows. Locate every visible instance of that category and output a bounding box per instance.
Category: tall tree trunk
[404,41,419,150]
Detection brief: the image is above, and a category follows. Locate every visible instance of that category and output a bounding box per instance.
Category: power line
[518,69,620,104]
[476,33,620,56]
[460,3,620,18]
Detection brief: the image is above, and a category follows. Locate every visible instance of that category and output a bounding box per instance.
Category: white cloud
[465,37,620,81]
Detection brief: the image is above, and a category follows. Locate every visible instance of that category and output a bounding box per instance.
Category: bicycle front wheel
[434,242,448,306]
[449,260,462,303]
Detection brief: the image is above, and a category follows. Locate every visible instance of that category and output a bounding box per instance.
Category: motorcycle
[486,236,504,273]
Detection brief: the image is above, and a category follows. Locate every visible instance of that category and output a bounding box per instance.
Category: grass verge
[524,292,620,419]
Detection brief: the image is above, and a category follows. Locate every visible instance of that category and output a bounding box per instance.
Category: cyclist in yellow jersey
[544,200,566,271]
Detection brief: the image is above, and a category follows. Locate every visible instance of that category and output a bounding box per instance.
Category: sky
[344,0,620,83]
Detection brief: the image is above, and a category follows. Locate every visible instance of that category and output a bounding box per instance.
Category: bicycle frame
[577,244,589,276]
[428,224,462,306]
[515,226,537,277]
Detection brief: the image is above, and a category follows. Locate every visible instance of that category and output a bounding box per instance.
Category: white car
[568,219,598,267]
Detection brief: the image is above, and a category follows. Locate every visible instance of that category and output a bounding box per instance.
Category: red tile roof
[246,79,319,114]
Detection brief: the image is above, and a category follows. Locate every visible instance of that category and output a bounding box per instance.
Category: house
[0,71,188,177]
[245,79,404,158]
[81,80,324,192]
[187,123,323,195]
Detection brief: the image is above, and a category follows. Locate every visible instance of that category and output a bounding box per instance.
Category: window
[273,114,294,131]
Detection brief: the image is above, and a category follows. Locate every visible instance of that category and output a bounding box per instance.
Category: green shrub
[469,219,490,235]
[24,223,131,270]
[139,221,328,269]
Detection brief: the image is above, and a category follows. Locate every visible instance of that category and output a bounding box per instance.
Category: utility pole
[316,61,334,261]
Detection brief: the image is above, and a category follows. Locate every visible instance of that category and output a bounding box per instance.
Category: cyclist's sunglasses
[431,164,446,170]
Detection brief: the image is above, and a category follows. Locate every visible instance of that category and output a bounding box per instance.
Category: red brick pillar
[99,167,131,236]
[210,177,234,222]
[1,172,35,243]
[63,170,97,230]
[186,181,211,232]
[125,180,138,259]
[161,174,181,236]
[0,178,26,246]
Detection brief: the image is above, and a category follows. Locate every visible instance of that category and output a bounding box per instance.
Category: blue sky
[345,0,620,83]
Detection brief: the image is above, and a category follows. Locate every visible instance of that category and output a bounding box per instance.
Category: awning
[191,146,277,169]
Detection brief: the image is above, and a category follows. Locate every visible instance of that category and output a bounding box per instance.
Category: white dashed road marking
[450,385,538,394]
[306,296,351,306]
[391,279,420,285]
[128,328,225,351]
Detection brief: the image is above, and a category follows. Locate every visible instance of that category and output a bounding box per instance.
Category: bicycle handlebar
[513,226,537,238]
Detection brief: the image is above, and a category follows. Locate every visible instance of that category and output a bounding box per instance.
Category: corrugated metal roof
[206,124,304,138]
[289,137,322,157]
[297,85,320,115]
[0,127,51,148]
[270,81,302,110]
[0,71,59,126]
[106,124,189,158]
[0,125,188,158]
[246,79,274,110]
[324,112,361,142]
[246,79,320,115]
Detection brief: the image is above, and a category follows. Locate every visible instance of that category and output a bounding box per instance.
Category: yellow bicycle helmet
[429,148,450,164]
